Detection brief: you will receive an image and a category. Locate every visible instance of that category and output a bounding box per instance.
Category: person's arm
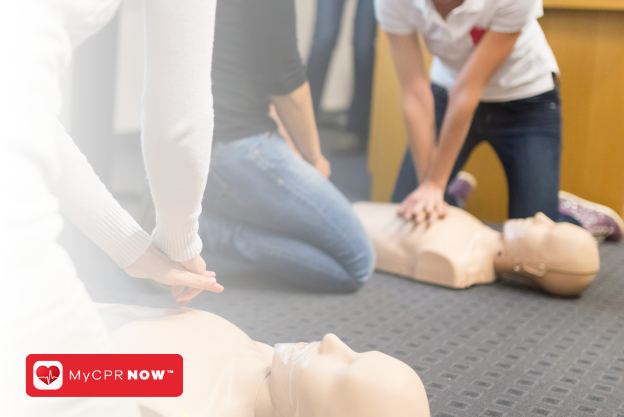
[271,83,330,178]
[141,0,216,263]
[249,0,330,178]
[268,104,301,157]
[50,124,223,304]
[400,30,520,224]
[386,33,436,185]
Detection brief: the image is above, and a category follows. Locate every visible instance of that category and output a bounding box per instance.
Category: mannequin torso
[101,305,270,417]
[353,202,502,288]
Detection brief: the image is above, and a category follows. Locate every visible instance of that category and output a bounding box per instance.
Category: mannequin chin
[354,202,600,296]
[99,305,431,417]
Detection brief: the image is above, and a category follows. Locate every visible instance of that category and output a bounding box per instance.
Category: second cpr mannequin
[353,202,600,296]
[100,304,430,417]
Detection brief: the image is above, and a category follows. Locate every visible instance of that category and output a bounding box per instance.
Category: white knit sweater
[1,0,216,268]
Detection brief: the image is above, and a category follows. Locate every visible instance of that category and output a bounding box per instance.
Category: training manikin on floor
[354,202,600,296]
[99,304,429,417]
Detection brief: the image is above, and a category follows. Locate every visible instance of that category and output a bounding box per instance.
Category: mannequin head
[270,333,430,417]
[495,213,600,295]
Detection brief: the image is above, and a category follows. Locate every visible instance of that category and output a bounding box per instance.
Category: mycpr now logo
[26,354,183,397]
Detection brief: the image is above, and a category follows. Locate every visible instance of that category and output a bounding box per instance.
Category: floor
[60,128,624,417]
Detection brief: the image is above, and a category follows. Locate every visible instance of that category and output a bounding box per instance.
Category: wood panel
[544,0,624,11]
[368,9,624,222]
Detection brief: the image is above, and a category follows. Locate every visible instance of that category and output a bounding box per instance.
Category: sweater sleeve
[141,0,217,262]
[50,123,152,268]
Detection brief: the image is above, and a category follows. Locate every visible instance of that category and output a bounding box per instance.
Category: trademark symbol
[167,370,174,374]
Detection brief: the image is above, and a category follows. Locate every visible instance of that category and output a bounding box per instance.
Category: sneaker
[559,191,623,242]
[447,171,477,208]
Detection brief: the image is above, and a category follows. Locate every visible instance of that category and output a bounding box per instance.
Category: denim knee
[340,237,376,293]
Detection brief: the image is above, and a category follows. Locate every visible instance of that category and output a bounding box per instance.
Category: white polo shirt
[375,0,559,101]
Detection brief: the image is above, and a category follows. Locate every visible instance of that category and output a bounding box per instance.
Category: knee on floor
[341,238,376,293]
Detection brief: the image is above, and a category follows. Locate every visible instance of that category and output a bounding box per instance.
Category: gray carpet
[61,128,624,416]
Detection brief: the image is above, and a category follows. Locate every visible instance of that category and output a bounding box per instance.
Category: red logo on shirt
[470,26,486,44]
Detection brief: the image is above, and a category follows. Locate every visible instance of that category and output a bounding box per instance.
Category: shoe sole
[456,171,477,189]
[559,191,624,232]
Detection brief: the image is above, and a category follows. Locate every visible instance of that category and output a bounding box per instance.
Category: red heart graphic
[36,365,60,385]
[470,26,486,45]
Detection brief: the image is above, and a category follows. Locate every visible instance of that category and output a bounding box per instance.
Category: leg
[199,214,367,292]
[347,0,377,140]
[306,0,347,112]
[487,90,562,220]
[202,133,375,292]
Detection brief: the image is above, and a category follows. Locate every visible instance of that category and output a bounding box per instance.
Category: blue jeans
[306,0,376,140]
[393,84,565,222]
[200,133,375,293]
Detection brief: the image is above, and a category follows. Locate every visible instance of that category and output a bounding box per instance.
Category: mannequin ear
[522,260,548,277]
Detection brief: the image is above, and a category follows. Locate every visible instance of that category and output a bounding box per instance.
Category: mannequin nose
[534,212,555,226]
[318,334,353,358]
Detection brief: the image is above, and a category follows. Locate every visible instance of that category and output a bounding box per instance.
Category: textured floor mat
[193,243,624,417]
[70,219,624,416]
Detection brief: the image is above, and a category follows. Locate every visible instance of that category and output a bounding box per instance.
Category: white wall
[111,0,357,134]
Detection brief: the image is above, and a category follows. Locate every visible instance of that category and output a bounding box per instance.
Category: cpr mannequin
[99,304,430,417]
[353,202,600,296]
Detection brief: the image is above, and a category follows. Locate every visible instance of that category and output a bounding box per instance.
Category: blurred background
[59,0,369,223]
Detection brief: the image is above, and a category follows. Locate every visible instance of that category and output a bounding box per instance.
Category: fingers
[175,280,225,305]
[176,287,204,307]
[427,207,440,225]
[412,201,426,223]
[397,200,408,216]
[172,270,218,291]
[180,255,207,275]
[171,285,185,297]
[438,201,448,218]
[402,198,448,225]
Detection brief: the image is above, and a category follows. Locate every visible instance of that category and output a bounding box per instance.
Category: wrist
[422,176,447,191]
[304,151,323,165]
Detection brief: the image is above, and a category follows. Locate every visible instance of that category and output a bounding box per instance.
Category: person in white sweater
[0,1,221,416]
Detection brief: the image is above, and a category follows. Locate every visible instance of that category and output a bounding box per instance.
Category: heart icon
[36,365,60,385]
[470,26,486,45]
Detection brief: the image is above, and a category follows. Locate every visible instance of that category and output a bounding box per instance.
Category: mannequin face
[271,334,430,417]
[498,212,600,295]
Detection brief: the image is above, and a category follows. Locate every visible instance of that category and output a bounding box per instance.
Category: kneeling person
[200,0,375,292]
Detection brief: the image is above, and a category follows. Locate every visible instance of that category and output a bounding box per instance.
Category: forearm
[271,82,322,164]
[425,87,480,188]
[51,124,151,268]
[425,30,520,188]
[142,0,216,262]
[402,85,437,183]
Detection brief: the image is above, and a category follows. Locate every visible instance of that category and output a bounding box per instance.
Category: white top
[1,0,216,267]
[375,0,559,101]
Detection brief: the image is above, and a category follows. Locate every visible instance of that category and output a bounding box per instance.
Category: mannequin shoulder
[254,342,275,363]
